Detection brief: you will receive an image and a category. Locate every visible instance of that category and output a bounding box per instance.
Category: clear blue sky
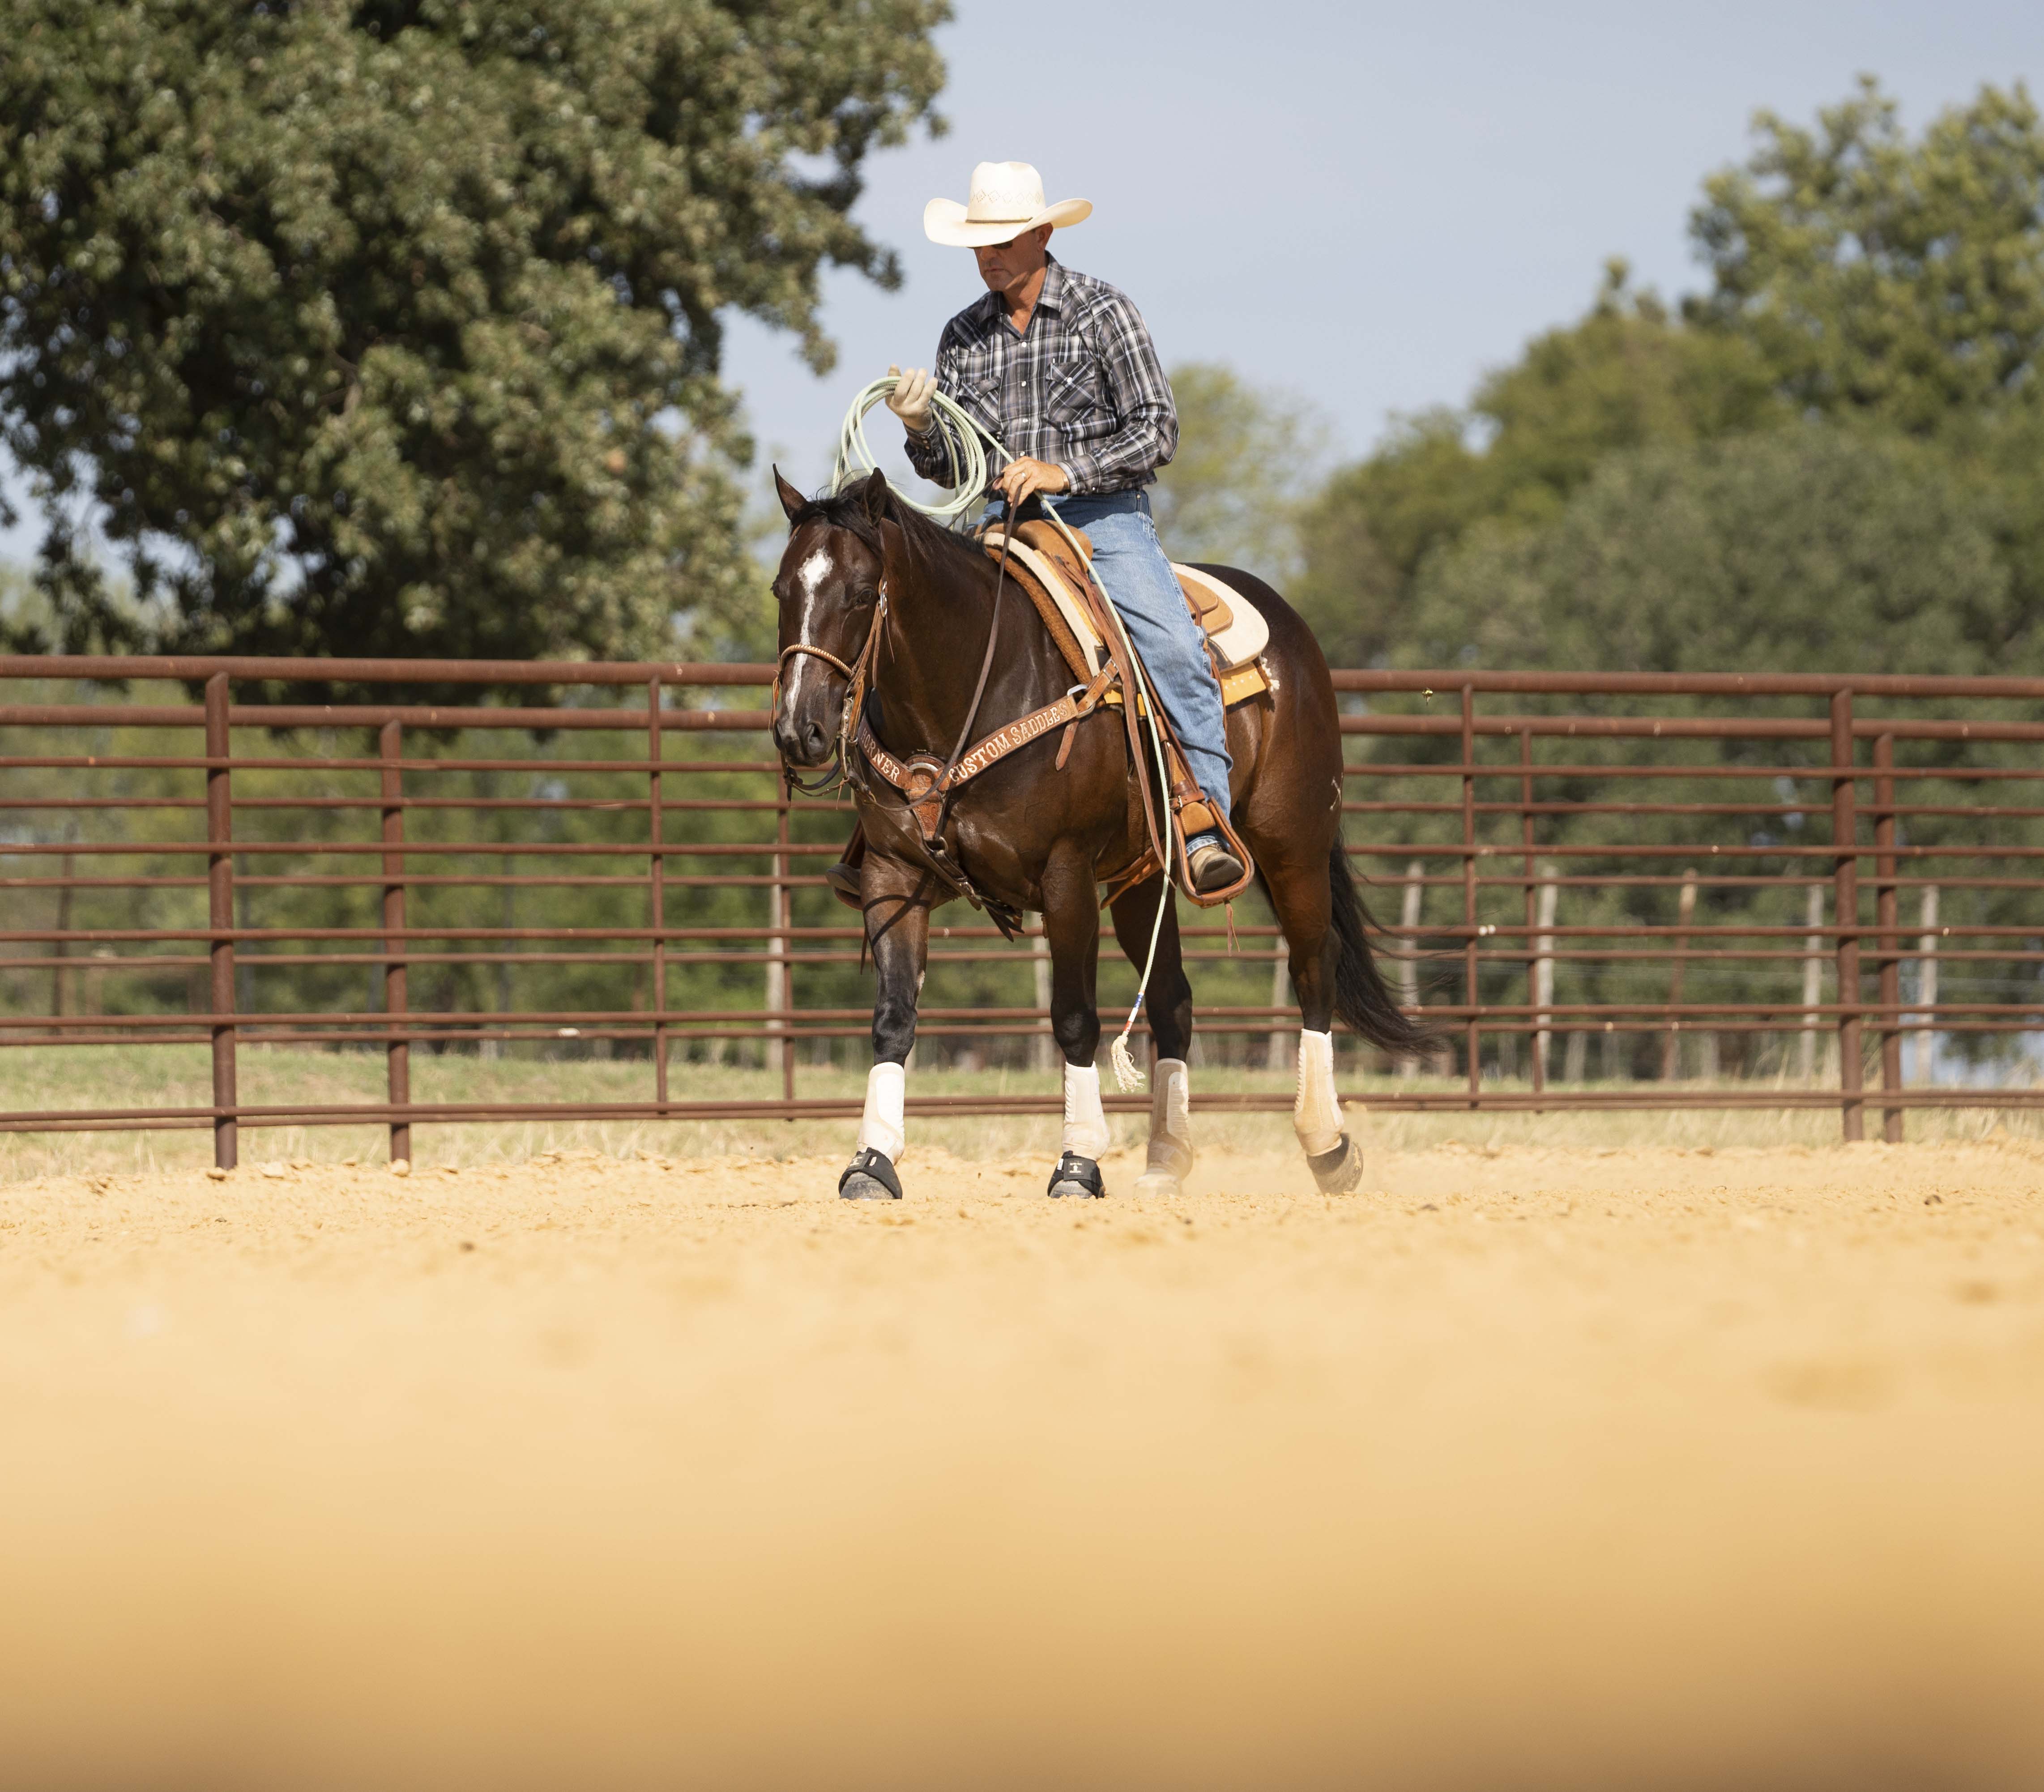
[2,0,2035,557]
[733,0,2038,495]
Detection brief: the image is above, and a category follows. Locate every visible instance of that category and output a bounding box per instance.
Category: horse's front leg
[840,853,933,1201]
[1109,875,1195,1195]
[1041,845,1109,1199]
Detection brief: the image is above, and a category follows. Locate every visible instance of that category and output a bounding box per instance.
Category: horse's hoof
[1135,1140,1191,1196]
[1306,1133,1364,1195]
[839,1147,903,1201]
[1047,1152,1106,1199]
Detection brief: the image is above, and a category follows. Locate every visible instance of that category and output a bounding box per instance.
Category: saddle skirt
[980,521,1271,708]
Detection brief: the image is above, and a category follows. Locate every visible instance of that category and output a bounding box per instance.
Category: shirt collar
[970,253,1067,333]
[1035,254,1067,314]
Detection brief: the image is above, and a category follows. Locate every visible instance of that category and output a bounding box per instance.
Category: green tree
[1690,77,2044,432]
[0,0,947,689]
[1148,362,1329,584]
[1293,265,1782,667]
[1401,426,2014,676]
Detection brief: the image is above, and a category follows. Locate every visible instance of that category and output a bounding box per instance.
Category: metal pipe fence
[6,655,2044,1165]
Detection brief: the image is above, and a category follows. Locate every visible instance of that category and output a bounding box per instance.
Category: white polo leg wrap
[858,1061,906,1162]
[1148,1057,1193,1176]
[1293,1029,1344,1156]
[1062,1062,1112,1161]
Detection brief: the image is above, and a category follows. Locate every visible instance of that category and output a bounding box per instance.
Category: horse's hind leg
[1260,853,1366,1194]
[1042,845,1109,1198]
[841,853,932,1200]
[1109,876,1194,1195]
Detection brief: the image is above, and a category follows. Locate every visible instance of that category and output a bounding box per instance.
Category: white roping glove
[885,363,936,435]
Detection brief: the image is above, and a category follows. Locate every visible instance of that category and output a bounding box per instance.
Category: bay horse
[769,468,1427,1200]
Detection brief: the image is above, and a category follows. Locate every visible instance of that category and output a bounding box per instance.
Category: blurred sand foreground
[3,1136,2043,1791]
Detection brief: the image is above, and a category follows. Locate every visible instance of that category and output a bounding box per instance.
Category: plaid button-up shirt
[904,256,1178,497]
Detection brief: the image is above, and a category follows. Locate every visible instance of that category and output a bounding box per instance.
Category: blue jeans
[989,489,1232,828]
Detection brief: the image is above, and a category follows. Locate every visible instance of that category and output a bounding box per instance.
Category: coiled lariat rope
[831,375,1175,1092]
[833,377,994,528]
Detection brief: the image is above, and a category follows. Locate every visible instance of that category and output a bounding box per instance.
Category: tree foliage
[1690,77,2044,431]
[1401,426,2015,676]
[1295,78,2044,677]
[1148,362,1328,583]
[1293,264,1782,666]
[0,0,947,686]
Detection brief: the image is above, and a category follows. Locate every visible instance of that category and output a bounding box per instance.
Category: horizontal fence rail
[6,654,2044,1165]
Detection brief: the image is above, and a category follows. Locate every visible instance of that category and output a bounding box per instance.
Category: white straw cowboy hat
[924,161,1093,248]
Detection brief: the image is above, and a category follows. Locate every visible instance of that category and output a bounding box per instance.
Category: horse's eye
[853,586,879,607]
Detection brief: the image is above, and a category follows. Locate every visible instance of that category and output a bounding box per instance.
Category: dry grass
[1,1041,2035,1183]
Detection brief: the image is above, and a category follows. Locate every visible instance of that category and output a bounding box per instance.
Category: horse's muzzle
[771,708,832,768]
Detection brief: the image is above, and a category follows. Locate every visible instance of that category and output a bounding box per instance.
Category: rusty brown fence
[6,654,2044,1165]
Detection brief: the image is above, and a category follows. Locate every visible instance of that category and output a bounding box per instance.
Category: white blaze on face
[782,546,836,720]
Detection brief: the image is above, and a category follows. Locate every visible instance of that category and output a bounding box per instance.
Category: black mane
[790,481,993,585]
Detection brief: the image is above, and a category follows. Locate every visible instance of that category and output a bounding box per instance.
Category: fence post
[1264,929,1289,1071]
[767,796,789,1090]
[1520,730,1542,1099]
[49,842,74,1028]
[649,677,668,1110]
[1831,690,1864,1141]
[1915,885,1941,1086]
[1873,732,1903,1141]
[1661,869,1698,1081]
[380,720,410,1166]
[205,673,238,1170]
[1398,859,1423,1080]
[1799,882,1825,1081]
[1532,865,1558,1089]
[1461,685,1480,1104]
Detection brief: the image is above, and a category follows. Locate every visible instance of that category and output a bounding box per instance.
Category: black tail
[1327,844,1437,1054]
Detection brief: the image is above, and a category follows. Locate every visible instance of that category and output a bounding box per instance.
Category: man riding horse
[772,160,1426,1203]
[850,159,1244,897]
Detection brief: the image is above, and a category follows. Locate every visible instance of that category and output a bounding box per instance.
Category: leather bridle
[772,576,892,798]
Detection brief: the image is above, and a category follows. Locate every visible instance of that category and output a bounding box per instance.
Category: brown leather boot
[1188,838,1245,894]
[824,860,862,903]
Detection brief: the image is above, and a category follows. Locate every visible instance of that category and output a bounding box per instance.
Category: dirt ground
[4,1132,2043,1791]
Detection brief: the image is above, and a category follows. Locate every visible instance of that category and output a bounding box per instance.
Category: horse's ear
[772,465,807,524]
[858,467,890,526]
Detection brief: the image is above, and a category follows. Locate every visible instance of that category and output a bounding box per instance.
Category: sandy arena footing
[4,1139,2043,1790]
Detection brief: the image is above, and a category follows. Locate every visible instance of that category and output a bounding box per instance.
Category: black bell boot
[839,1147,904,1200]
[1046,1151,1106,1199]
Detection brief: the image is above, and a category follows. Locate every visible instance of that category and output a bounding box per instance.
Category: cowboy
[886,160,1243,894]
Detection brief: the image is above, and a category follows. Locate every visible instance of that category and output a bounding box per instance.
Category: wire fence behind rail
[5,655,2044,1164]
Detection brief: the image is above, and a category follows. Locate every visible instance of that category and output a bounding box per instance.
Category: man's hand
[885,364,936,434]
[993,456,1070,509]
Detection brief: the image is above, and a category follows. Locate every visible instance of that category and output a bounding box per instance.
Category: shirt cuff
[1056,456,1097,496]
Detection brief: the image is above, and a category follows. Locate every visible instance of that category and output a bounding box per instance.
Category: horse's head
[769,467,890,769]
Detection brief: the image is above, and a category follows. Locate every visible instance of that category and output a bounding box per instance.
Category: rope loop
[831,376,1000,528]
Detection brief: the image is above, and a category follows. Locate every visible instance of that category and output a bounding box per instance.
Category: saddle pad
[982,531,1106,677]
[982,532,1270,706]
[1172,565,1270,670]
